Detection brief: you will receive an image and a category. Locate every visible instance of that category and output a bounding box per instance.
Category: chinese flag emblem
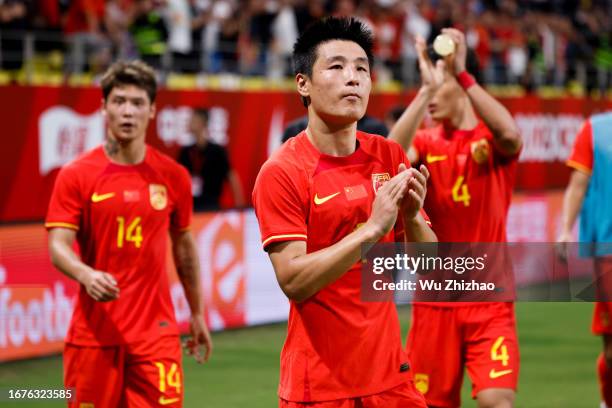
[149,184,168,210]
[371,173,391,194]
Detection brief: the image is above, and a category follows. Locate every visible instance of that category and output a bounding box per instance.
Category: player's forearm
[173,233,204,316]
[560,171,590,235]
[466,84,522,155]
[388,87,433,150]
[48,239,94,285]
[402,213,437,243]
[276,224,382,302]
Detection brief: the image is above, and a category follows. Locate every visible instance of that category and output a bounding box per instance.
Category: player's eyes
[357,66,368,72]
[330,64,343,70]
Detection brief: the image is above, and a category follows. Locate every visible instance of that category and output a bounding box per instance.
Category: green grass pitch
[0,303,600,407]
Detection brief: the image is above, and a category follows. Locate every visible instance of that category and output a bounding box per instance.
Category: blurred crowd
[0,0,611,91]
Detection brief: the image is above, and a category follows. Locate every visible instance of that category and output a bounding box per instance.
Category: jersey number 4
[116,216,143,248]
[491,336,510,366]
[452,176,471,207]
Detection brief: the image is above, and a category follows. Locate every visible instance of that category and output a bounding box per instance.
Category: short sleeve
[567,119,593,175]
[170,165,193,231]
[45,166,83,231]
[252,161,308,250]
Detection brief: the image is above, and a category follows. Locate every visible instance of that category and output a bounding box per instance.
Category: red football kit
[253,131,427,406]
[406,122,520,407]
[46,145,192,407]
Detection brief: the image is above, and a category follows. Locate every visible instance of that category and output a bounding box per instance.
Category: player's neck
[444,102,478,132]
[104,135,147,165]
[305,116,357,157]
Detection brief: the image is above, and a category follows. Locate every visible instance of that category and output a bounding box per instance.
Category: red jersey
[413,122,518,243]
[253,131,415,402]
[46,146,192,346]
[63,0,106,34]
[412,123,518,305]
[567,119,593,174]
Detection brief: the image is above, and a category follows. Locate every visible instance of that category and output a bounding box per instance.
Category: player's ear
[149,102,156,120]
[296,73,310,100]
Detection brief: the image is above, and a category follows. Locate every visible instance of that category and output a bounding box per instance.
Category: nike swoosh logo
[426,154,448,163]
[91,192,115,203]
[314,192,340,205]
[159,396,180,405]
[489,368,513,379]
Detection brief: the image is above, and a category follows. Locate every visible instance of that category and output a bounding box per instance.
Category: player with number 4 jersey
[389,29,522,408]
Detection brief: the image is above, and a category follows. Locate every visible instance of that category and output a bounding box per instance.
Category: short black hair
[292,17,374,78]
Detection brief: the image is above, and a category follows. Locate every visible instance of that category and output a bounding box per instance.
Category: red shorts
[406,303,519,408]
[278,382,427,408]
[64,335,183,408]
[593,258,612,334]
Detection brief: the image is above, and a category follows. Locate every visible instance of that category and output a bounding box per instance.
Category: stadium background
[1,0,612,406]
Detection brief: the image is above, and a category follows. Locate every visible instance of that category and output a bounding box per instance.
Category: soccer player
[46,60,212,407]
[252,17,436,408]
[558,112,612,408]
[388,29,522,408]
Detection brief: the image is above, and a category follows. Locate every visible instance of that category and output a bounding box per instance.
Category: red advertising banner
[0,85,610,222]
[0,192,571,361]
[0,209,288,362]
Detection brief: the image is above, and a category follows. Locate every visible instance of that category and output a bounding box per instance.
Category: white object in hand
[433,34,455,57]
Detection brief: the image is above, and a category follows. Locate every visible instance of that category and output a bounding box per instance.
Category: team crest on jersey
[414,373,429,394]
[471,139,490,164]
[372,173,391,194]
[149,184,168,210]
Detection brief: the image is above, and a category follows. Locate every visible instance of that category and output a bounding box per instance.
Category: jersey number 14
[116,216,143,248]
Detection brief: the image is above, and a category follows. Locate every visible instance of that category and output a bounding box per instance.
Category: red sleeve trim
[262,233,307,249]
[566,160,592,175]
[45,222,79,231]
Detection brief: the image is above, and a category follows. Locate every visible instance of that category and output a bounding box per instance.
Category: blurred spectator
[178,109,245,210]
[166,0,193,72]
[400,0,431,86]
[269,0,298,78]
[31,0,64,68]
[368,0,404,81]
[184,0,211,73]
[105,0,134,61]
[243,0,275,76]
[207,0,240,73]
[293,0,325,33]
[0,0,31,70]
[129,0,168,69]
[2,0,612,92]
[63,0,111,75]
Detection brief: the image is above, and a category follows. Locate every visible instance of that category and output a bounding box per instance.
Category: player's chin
[114,128,139,141]
[429,111,446,121]
[340,107,366,123]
